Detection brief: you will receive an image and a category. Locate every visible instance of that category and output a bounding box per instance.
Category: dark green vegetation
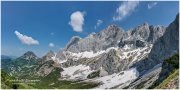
[1,58,12,71]
[1,68,99,89]
[165,53,179,68]
[150,53,179,89]
[87,70,100,79]
[7,58,39,79]
[155,69,179,89]
[31,79,99,89]
[1,69,34,89]
[1,70,14,89]
[1,57,99,89]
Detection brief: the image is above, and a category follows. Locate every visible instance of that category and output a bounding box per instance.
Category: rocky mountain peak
[107,24,118,29]
[98,24,125,40]
[20,51,38,60]
[88,32,96,38]
[46,50,54,55]
[142,22,149,27]
[133,13,179,74]
[104,24,124,33]
[41,50,55,63]
[65,36,81,50]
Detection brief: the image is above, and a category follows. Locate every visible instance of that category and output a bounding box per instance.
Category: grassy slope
[31,68,99,89]
[155,53,179,89]
[1,67,99,89]
[155,69,179,89]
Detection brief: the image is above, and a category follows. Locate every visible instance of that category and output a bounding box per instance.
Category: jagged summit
[44,50,55,57]
[142,22,149,26]
[65,36,81,51]
[103,24,125,33]
[40,50,55,63]
[20,51,38,60]
[60,22,166,54]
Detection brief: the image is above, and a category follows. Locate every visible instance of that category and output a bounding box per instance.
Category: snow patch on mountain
[68,47,118,59]
[95,68,139,89]
[129,44,153,66]
[61,64,94,80]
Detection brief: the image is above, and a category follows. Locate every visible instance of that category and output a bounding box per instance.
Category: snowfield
[68,47,118,58]
[61,64,139,89]
[55,45,151,89]
[61,64,94,80]
[95,68,139,89]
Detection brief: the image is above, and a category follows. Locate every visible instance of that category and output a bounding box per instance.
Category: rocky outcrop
[64,25,126,53]
[132,14,179,74]
[42,17,171,84]
[149,14,179,63]
[37,60,62,77]
[40,50,55,64]
[127,22,165,44]
[56,22,166,67]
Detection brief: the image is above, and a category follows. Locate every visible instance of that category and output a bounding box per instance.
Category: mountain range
[1,14,179,89]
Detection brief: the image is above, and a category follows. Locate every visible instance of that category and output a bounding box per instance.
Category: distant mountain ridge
[56,22,166,61]
[1,55,17,60]
[19,51,39,60]
[1,14,179,89]
[64,23,165,52]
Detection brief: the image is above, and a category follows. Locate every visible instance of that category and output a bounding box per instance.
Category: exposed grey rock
[56,22,166,63]
[123,22,166,48]
[64,36,82,52]
[56,50,66,61]
[127,64,162,89]
[132,14,179,74]
[40,50,55,64]
[63,24,126,53]
[37,60,63,77]
[149,14,179,63]
[20,51,39,60]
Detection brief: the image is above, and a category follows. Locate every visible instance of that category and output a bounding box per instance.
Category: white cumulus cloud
[95,19,103,29]
[148,2,157,9]
[14,31,39,45]
[69,11,85,32]
[113,1,139,21]
[49,43,55,47]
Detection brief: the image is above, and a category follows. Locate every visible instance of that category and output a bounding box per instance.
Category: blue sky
[1,1,179,57]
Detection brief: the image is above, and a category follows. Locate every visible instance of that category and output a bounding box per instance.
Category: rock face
[19,51,39,60]
[53,21,167,79]
[64,25,126,53]
[56,23,166,68]
[127,22,165,44]
[37,60,62,77]
[60,24,165,54]
[149,14,179,62]
[40,50,55,64]
[132,14,179,74]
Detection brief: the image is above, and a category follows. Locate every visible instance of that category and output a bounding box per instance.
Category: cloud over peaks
[113,1,139,21]
[14,31,39,45]
[69,11,85,32]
